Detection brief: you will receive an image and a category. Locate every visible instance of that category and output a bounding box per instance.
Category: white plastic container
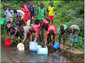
[37,47,48,54]
[17,43,25,51]
[29,41,38,51]
[36,45,42,51]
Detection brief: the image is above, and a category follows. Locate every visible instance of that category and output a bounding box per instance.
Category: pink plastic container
[5,38,12,47]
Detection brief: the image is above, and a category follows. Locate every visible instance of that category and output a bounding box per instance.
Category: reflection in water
[1,45,72,63]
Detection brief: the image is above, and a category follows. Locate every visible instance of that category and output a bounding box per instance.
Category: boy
[28,24,40,42]
[28,3,35,26]
[66,25,80,50]
[37,3,45,20]
[39,19,49,43]
[13,9,25,27]
[21,2,31,26]
[5,5,14,24]
[19,26,31,43]
[59,25,67,49]
[44,25,57,47]
[48,3,55,24]
[27,1,30,9]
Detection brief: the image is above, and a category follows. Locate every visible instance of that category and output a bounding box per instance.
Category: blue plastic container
[34,20,39,24]
[37,47,48,55]
[29,41,38,51]
[73,37,79,43]
[53,42,60,50]
[15,20,19,25]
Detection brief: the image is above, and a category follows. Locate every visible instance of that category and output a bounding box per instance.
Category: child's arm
[44,37,47,47]
[34,30,38,42]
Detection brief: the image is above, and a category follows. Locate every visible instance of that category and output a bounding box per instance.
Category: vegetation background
[1,0,84,51]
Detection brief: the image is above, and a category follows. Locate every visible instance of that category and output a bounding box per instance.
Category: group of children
[3,1,80,50]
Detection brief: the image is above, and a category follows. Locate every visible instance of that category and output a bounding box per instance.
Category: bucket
[53,42,60,50]
[36,45,42,51]
[15,20,19,25]
[34,20,39,24]
[5,38,12,47]
[37,47,48,54]
[17,43,25,51]
[74,37,79,43]
[29,41,38,51]
[1,18,5,25]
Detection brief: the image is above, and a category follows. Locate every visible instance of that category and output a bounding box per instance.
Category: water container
[29,41,38,51]
[5,38,12,47]
[36,45,42,51]
[74,36,79,43]
[34,20,39,24]
[1,18,5,25]
[15,20,19,25]
[17,43,25,51]
[37,47,48,54]
[53,42,60,50]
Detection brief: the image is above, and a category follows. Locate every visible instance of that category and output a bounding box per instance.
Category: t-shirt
[32,25,40,34]
[48,7,54,16]
[27,5,30,8]
[28,6,35,17]
[46,25,57,37]
[21,5,30,21]
[5,10,14,22]
[22,26,31,42]
[15,10,25,18]
[43,19,49,27]
[37,7,45,20]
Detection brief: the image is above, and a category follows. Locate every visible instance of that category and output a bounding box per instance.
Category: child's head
[49,30,54,35]
[60,25,64,31]
[3,5,7,11]
[40,3,44,9]
[8,5,11,10]
[66,27,72,33]
[28,1,30,5]
[21,2,24,8]
[40,20,44,27]
[30,3,33,7]
[13,9,17,13]
[51,2,53,7]
[29,27,34,33]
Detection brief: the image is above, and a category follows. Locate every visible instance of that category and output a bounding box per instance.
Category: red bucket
[5,38,12,47]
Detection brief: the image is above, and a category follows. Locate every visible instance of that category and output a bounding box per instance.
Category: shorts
[49,16,54,20]
[26,20,30,26]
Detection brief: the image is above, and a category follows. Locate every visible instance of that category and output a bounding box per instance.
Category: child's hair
[60,25,64,31]
[13,9,17,13]
[40,3,44,6]
[3,5,7,10]
[49,30,54,35]
[66,27,72,33]
[45,25,48,31]
[29,28,34,33]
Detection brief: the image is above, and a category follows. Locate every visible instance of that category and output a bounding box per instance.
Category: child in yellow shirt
[48,3,55,24]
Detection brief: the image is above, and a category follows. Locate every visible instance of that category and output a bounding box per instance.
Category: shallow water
[1,45,72,63]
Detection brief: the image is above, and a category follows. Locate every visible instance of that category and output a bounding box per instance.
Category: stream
[1,45,73,63]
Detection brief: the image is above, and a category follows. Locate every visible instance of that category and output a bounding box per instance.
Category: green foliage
[1,0,84,51]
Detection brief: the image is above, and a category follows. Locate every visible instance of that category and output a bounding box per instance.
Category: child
[66,25,80,50]
[59,25,67,49]
[37,3,45,20]
[19,26,31,43]
[48,3,55,24]
[44,25,57,47]
[5,21,13,36]
[5,5,14,24]
[28,24,40,42]
[27,1,30,9]
[3,5,8,11]
[13,9,25,27]
[28,3,35,26]
[21,2,31,26]
[39,19,49,43]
